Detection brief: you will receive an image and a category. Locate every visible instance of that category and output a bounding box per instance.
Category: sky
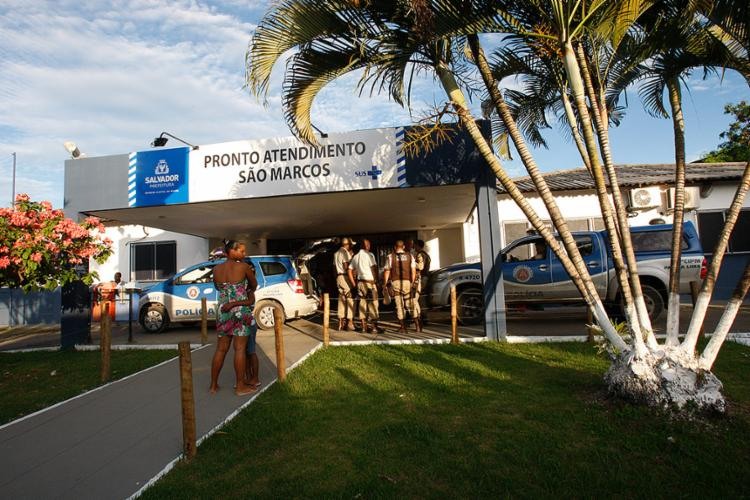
[0,0,748,208]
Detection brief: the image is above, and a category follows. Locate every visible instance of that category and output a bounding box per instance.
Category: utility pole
[11,152,16,205]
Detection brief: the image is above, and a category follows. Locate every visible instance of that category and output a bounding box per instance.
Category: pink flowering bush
[0,194,112,291]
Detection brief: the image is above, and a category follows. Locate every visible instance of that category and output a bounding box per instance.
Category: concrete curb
[329,337,488,346]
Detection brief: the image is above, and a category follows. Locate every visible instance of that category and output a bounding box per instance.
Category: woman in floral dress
[209,240,258,396]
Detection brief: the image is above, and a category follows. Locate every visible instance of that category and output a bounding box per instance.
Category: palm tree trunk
[682,162,750,354]
[575,43,605,138]
[434,61,628,352]
[700,260,750,369]
[562,40,646,354]
[665,78,687,346]
[467,34,604,316]
[575,43,657,346]
[561,90,592,172]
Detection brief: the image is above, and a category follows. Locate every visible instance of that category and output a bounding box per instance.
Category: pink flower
[30,252,43,263]
[15,193,30,203]
[0,256,10,269]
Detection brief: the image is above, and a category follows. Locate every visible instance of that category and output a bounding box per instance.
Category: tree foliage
[0,195,112,291]
[246,0,750,411]
[702,100,750,162]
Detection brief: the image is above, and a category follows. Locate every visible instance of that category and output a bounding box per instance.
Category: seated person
[532,241,546,260]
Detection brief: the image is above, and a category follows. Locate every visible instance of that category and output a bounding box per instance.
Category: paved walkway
[0,330,320,499]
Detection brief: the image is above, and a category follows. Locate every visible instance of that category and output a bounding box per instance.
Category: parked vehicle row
[427,223,707,324]
[138,255,319,333]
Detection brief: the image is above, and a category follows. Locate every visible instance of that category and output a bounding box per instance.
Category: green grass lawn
[0,349,176,425]
[142,341,750,499]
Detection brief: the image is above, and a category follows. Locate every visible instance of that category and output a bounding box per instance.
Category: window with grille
[698,210,750,254]
[130,241,177,281]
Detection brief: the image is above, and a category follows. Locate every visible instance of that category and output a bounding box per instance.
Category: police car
[138,255,319,333]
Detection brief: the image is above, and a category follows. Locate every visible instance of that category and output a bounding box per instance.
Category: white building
[89,161,748,302]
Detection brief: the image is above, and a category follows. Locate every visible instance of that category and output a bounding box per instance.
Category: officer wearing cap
[333,237,356,331]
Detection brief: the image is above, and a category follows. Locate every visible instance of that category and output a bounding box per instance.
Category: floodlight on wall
[63,141,84,159]
[151,132,199,150]
[311,124,328,138]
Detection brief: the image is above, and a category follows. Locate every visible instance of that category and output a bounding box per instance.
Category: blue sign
[128,147,189,207]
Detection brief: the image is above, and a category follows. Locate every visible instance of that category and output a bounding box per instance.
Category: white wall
[91,224,208,284]
[460,182,745,260]
[695,183,750,210]
[417,226,465,270]
[462,208,481,263]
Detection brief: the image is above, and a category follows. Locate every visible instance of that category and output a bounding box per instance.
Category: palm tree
[247,0,630,349]
[246,0,749,409]
[612,0,750,354]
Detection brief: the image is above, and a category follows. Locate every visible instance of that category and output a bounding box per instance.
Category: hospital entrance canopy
[64,123,491,240]
[65,122,506,339]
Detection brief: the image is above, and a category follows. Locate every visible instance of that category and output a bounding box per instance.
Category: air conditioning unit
[627,187,662,210]
[666,186,701,210]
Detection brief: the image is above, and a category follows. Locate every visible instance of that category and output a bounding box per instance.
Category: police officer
[334,237,355,331]
[414,239,431,328]
[348,238,384,334]
[382,240,417,333]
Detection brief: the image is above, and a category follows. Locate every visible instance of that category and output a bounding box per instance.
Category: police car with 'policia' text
[138,255,319,333]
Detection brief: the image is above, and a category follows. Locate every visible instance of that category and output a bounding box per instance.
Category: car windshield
[176,266,213,284]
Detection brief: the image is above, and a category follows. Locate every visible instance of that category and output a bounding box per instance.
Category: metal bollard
[178,341,197,460]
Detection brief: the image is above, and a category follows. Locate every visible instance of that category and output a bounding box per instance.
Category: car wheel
[255,300,284,330]
[140,304,170,333]
[642,284,665,321]
[457,288,483,325]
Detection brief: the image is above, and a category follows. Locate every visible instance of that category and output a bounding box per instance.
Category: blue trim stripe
[128,152,137,206]
[395,127,407,187]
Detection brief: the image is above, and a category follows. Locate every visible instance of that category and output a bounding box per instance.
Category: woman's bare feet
[209,384,220,394]
[244,377,261,388]
[235,383,257,396]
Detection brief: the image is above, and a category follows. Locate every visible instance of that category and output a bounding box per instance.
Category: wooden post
[323,293,330,347]
[273,308,286,382]
[178,341,197,460]
[586,306,595,343]
[200,297,208,345]
[690,281,705,338]
[100,303,111,383]
[450,286,459,345]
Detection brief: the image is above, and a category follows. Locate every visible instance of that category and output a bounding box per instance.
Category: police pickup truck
[138,255,319,333]
[427,223,706,324]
